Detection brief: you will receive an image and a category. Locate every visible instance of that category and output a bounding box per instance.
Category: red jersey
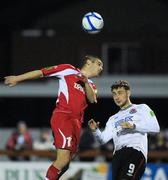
[41,64,96,120]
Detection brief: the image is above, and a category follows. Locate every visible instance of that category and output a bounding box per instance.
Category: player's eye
[98,62,101,66]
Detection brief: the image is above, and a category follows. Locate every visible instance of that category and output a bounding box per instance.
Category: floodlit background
[0,0,168,179]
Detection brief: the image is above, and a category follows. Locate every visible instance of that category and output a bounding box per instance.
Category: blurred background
[0,0,168,179]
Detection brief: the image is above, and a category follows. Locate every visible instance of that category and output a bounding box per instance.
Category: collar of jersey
[120,104,133,111]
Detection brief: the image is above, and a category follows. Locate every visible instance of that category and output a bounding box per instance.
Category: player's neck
[120,101,132,110]
[80,69,89,78]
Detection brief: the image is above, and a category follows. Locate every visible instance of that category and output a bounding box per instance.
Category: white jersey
[93,104,160,160]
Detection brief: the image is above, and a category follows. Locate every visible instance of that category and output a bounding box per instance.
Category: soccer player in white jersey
[88,80,160,180]
[4,55,103,180]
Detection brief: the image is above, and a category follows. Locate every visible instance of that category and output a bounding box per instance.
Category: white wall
[1,75,168,97]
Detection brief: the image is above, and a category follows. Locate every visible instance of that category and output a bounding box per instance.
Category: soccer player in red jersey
[4,55,103,180]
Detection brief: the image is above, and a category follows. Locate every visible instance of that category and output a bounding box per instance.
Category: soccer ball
[82,12,104,34]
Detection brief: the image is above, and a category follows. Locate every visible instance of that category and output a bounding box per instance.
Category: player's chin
[96,72,102,77]
[116,102,123,107]
[92,73,98,77]
[98,70,103,76]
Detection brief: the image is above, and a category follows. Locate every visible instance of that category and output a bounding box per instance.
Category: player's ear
[127,90,131,97]
[86,59,92,65]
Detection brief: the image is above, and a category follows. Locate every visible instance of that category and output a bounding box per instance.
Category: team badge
[150,110,155,117]
[129,108,137,114]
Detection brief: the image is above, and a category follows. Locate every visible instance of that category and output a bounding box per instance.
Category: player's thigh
[119,150,146,180]
[51,113,74,149]
[51,113,81,154]
[112,153,122,180]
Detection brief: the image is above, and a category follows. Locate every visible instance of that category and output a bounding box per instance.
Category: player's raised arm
[84,81,97,103]
[76,73,97,103]
[4,70,43,87]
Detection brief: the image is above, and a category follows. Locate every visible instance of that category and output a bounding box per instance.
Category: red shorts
[50,111,82,155]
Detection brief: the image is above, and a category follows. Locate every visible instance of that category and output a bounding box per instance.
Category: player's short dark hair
[111,80,130,91]
[84,55,101,63]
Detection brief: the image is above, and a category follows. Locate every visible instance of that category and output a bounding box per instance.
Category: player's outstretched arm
[4,70,43,87]
[88,118,113,144]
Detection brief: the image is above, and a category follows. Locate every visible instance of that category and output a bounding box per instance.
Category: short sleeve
[41,64,75,77]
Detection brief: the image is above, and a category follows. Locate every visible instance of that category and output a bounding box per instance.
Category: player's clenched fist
[76,73,88,83]
[4,76,18,87]
[88,119,100,131]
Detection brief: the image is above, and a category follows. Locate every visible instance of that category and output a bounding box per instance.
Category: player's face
[112,87,130,108]
[89,59,103,77]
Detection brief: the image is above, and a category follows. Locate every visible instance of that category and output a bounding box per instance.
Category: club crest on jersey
[74,83,85,93]
[129,108,137,114]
